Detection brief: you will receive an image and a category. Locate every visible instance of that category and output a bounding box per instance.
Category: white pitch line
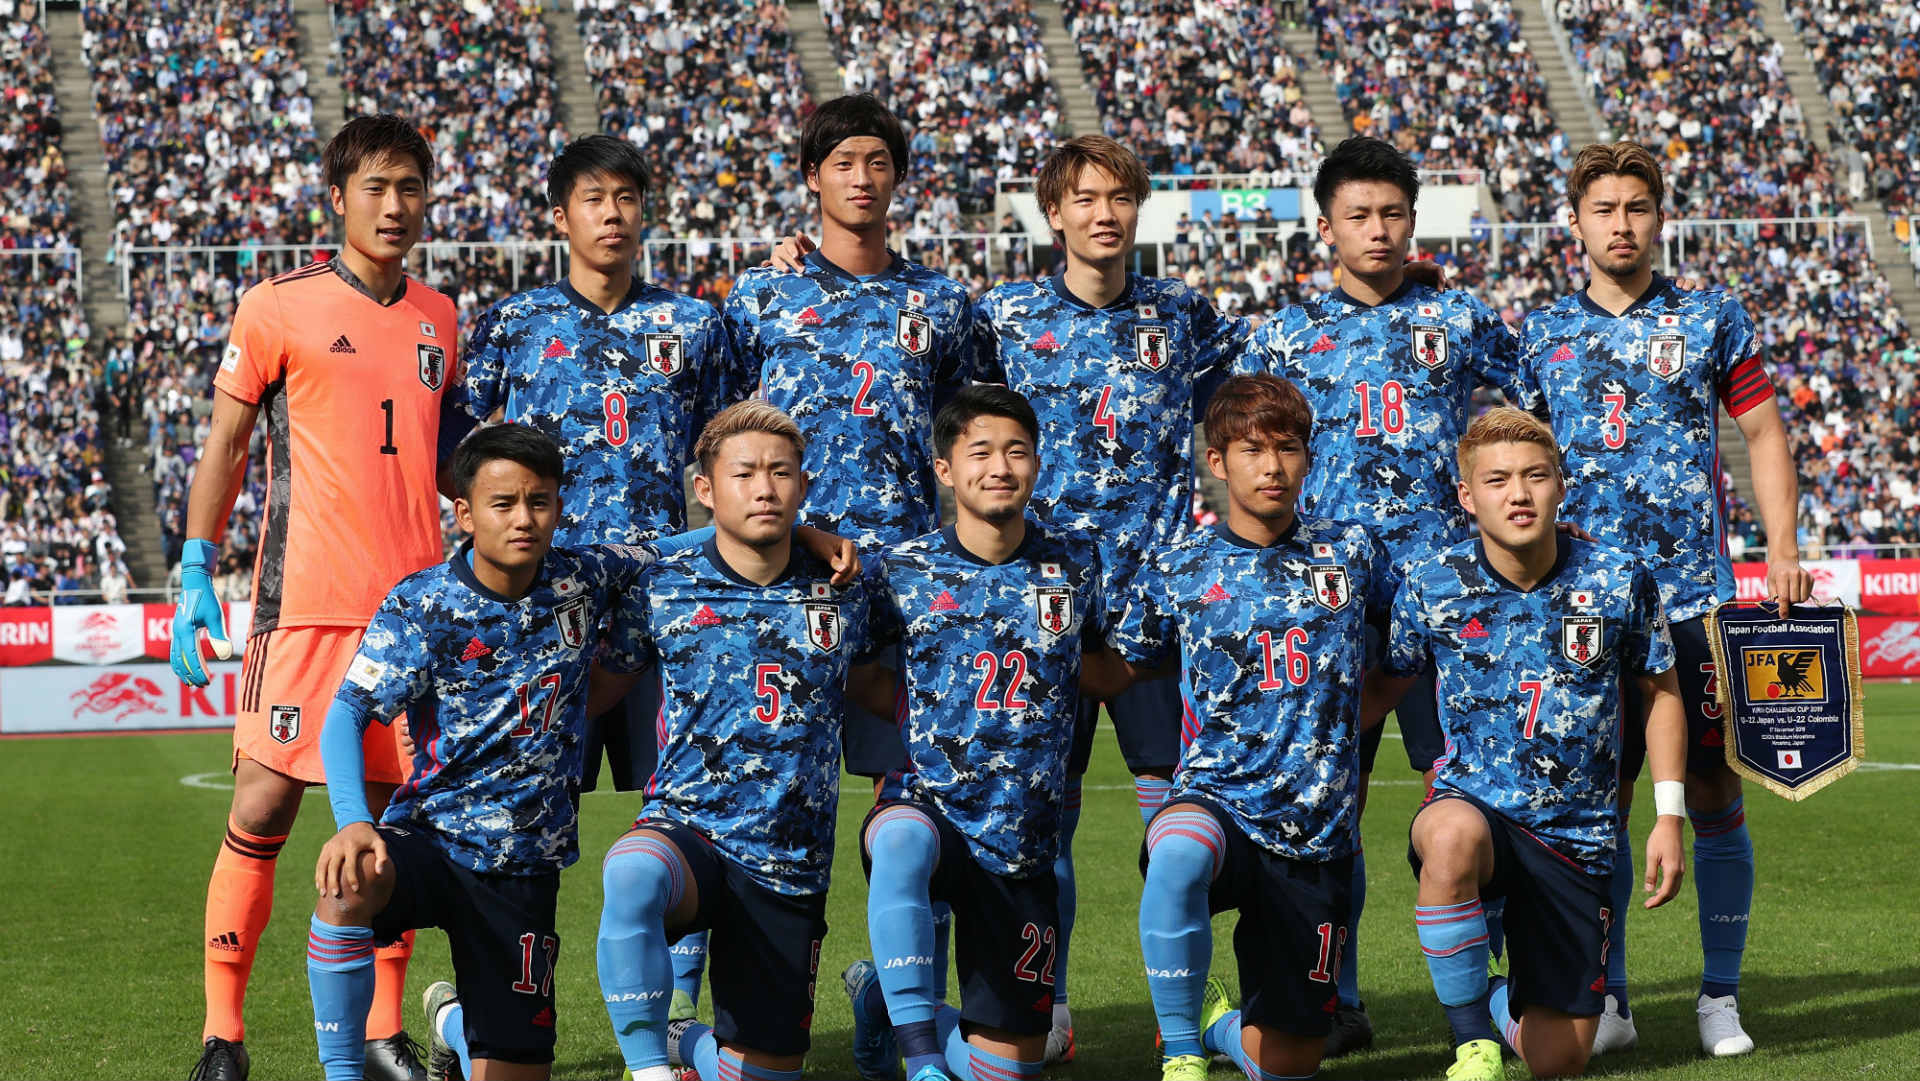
[181,772,234,790]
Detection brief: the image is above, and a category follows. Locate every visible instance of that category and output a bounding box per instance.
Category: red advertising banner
[0,609,52,666]
[1860,616,1920,678]
[1860,560,1920,617]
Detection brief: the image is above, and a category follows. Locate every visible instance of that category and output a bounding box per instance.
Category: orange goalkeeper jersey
[213,258,460,633]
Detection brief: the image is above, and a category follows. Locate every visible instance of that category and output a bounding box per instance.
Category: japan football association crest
[897,309,932,357]
[644,333,685,377]
[1411,324,1448,369]
[1647,334,1686,380]
[417,343,446,391]
[1034,586,1076,640]
[1561,616,1605,667]
[805,603,843,653]
[1134,325,1169,371]
[269,704,301,744]
[555,596,591,650]
[1306,566,1351,612]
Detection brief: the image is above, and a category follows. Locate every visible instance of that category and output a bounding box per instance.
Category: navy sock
[1692,797,1753,1000]
[1609,812,1633,1016]
[1338,846,1365,1008]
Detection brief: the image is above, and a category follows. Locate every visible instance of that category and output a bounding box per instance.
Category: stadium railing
[638,233,1013,285]
[996,170,1494,195]
[3,247,84,299]
[116,242,570,300]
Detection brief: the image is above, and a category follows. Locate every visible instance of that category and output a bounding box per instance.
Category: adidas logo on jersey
[1550,344,1575,363]
[460,637,492,661]
[543,337,572,359]
[1308,334,1336,353]
[1460,617,1490,639]
[1033,330,1061,350]
[692,604,723,627]
[930,590,960,613]
[329,335,356,354]
[1701,727,1725,747]
[1201,582,1230,604]
[798,307,822,327]
[532,1007,555,1028]
[208,931,243,953]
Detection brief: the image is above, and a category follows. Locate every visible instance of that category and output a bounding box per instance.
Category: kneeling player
[1384,408,1686,1080]
[595,402,875,1081]
[1111,375,1395,1081]
[304,425,657,1081]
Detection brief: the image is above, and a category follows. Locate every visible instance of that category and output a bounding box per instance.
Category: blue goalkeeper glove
[170,538,233,686]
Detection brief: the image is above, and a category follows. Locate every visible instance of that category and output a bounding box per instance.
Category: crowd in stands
[1306,0,1567,222]
[820,0,1064,229]
[1559,0,1845,219]
[1788,0,1920,215]
[332,0,568,242]
[1060,0,1324,181]
[577,0,816,241]
[2,6,72,250]
[81,0,326,248]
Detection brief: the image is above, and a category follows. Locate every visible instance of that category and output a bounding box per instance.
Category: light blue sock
[1053,774,1083,1019]
[1691,797,1754,999]
[1415,899,1493,1046]
[1338,847,1364,1008]
[937,1004,1042,1080]
[598,833,685,1073]
[682,1021,720,1080]
[671,931,708,1003]
[1203,1012,1313,1079]
[715,1045,802,1081]
[1490,978,1520,1049]
[1608,812,1633,1016]
[866,805,942,1033]
[306,915,375,1081]
[434,1002,473,1080]
[1135,775,1174,827]
[1140,808,1223,1060]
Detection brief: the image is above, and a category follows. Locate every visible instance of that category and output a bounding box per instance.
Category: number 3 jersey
[724,252,976,549]
[1110,518,1393,862]
[1386,536,1676,870]
[462,281,747,544]
[632,541,873,896]
[1236,281,1524,568]
[868,521,1107,877]
[1517,276,1775,621]
[333,543,657,875]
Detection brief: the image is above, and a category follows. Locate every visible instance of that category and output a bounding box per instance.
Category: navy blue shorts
[859,800,1059,1036]
[844,643,910,778]
[1360,625,1442,773]
[1073,673,1183,776]
[370,825,560,1064]
[579,665,664,793]
[1140,797,1351,1037]
[633,819,828,1056]
[1407,791,1610,1018]
[1621,615,1726,781]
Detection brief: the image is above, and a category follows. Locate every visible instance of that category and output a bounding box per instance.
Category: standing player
[171,115,462,1081]
[1517,142,1812,1057]
[844,386,1109,1081]
[971,135,1249,1058]
[594,401,876,1081]
[304,424,654,1081]
[1382,408,1687,1081]
[1232,136,1528,1054]
[1110,375,1395,1081]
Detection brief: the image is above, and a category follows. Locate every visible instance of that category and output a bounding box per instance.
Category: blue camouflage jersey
[723,251,975,548]
[974,274,1247,594]
[634,540,872,895]
[464,280,746,544]
[334,542,655,874]
[1236,282,1525,568]
[1110,518,1393,861]
[1517,275,1774,622]
[869,521,1106,877]
[1386,536,1676,870]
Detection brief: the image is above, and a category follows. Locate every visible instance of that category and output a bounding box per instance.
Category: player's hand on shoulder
[1766,552,1814,618]
[1555,520,1594,542]
[315,821,388,900]
[797,525,861,585]
[1641,815,1686,909]
[394,717,416,759]
[1404,260,1446,289]
[765,233,816,272]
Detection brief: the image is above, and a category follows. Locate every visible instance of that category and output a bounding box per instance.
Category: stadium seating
[80,0,325,247]
[576,0,815,240]
[332,0,567,242]
[1558,0,1846,219]
[1304,0,1568,222]
[1,9,72,249]
[1786,1,1920,215]
[820,0,1064,228]
[1059,0,1324,180]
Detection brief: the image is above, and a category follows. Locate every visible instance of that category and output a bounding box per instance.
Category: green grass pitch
[2,685,1916,1080]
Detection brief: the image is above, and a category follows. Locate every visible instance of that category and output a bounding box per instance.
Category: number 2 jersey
[214,258,461,632]
[1386,536,1676,870]
[1110,518,1393,862]
[632,541,873,896]
[868,520,1106,877]
[462,280,746,544]
[724,251,975,549]
[1518,275,1775,621]
[334,543,656,874]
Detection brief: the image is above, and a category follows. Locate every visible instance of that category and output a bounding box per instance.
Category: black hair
[933,385,1040,457]
[799,93,910,182]
[452,423,566,498]
[1312,136,1420,214]
[547,134,651,209]
[323,114,433,191]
